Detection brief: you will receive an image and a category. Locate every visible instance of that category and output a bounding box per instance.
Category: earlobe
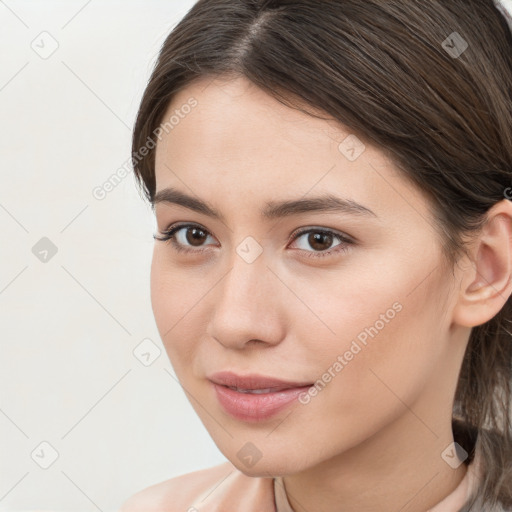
[452,201,512,328]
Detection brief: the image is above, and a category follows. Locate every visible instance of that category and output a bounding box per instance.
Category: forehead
[155,76,358,168]
[152,76,432,228]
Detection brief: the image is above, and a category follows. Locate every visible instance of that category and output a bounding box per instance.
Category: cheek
[150,250,203,364]
[311,309,441,453]
[296,249,450,412]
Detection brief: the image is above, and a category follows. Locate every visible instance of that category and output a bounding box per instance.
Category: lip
[208,371,313,422]
[208,371,313,391]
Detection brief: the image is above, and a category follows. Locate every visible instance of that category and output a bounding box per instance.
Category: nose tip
[206,256,285,350]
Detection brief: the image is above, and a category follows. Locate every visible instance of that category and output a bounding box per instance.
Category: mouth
[207,371,313,422]
[207,370,313,390]
[223,386,288,394]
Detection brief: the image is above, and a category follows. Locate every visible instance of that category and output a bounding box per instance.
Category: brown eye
[154,223,216,253]
[289,227,354,259]
[185,226,208,246]
[307,231,334,251]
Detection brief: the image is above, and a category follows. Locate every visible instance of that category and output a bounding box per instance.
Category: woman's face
[151,76,468,476]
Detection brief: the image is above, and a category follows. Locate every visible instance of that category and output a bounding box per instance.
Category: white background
[0,2,226,511]
[6,1,512,510]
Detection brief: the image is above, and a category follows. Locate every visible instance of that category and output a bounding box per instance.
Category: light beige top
[273,454,481,512]
[120,452,484,511]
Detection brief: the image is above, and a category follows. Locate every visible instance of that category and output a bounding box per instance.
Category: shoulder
[118,460,275,512]
[118,461,233,511]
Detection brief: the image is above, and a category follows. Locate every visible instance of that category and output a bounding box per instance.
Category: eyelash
[153,223,354,259]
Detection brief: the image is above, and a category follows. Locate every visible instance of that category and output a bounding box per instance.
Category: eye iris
[187,227,207,246]
[309,231,333,251]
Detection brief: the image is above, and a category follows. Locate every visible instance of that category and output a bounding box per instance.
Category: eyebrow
[153,187,377,222]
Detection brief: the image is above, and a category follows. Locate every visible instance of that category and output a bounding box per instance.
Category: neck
[282,405,469,512]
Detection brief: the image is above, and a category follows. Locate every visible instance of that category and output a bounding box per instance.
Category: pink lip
[208,371,313,422]
[208,371,312,390]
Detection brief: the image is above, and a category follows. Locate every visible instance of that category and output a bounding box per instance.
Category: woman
[120,0,512,510]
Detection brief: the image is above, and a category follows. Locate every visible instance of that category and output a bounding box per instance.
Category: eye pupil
[187,227,207,246]
[309,231,333,251]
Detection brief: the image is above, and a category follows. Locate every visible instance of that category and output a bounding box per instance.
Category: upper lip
[208,371,313,391]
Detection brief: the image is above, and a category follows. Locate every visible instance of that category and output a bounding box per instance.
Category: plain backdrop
[3,1,512,512]
[0,2,227,511]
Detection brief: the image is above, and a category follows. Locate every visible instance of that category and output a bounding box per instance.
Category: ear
[452,199,512,328]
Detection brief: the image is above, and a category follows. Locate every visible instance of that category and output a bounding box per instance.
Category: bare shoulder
[118,460,237,512]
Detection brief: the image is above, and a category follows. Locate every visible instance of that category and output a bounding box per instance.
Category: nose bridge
[220,246,272,315]
[207,243,284,347]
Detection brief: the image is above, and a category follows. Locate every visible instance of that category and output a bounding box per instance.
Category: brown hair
[131,1,512,508]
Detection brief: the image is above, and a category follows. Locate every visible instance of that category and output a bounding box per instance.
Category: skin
[147,75,512,512]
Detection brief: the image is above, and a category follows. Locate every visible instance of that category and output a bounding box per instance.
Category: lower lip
[211,382,312,422]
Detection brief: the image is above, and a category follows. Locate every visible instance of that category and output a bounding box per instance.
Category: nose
[206,249,286,350]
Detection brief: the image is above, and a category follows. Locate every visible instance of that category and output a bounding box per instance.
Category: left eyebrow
[262,195,377,220]
[153,187,378,222]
